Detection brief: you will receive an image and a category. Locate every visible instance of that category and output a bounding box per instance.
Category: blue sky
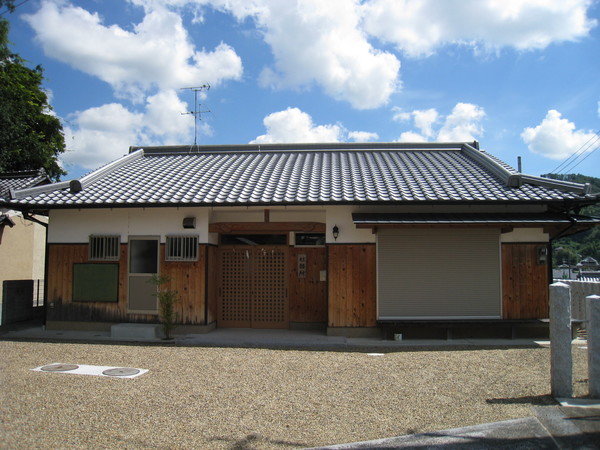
[4,0,600,179]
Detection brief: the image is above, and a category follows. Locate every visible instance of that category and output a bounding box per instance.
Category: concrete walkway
[0,323,551,350]
[313,403,600,449]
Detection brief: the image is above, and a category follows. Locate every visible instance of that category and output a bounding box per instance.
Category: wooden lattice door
[218,246,288,328]
[252,247,288,328]
[219,248,252,327]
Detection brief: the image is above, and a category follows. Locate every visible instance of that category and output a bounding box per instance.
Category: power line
[551,131,599,174]
[550,130,600,174]
[555,132,600,174]
[0,0,33,16]
[560,138,600,174]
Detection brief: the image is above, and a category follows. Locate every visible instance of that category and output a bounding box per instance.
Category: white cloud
[362,0,596,57]
[393,107,439,138]
[521,109,597,160]
[437,103,485,141]
[398,131,427,142]
[251,107,379,144]
[251,107,343,144]
[348,131,379,142]
[62,90,195,170]
[391,107,412,123]
[23,1,242,102]
[397,103,485,142]
[132,0,401,109]
[195,0,400,109]
[412,108,439,138]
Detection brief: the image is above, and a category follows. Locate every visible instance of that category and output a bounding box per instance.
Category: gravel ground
[0,340,589,449]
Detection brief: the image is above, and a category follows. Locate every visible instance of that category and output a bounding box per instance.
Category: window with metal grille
[166,236,199,261]
[89,235,120,261]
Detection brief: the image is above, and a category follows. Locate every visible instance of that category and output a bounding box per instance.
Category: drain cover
[102,367,140,377]
[40,363,79,372]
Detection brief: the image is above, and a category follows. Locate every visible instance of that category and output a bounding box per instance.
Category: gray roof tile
[6,142,597,208]
[0,170,49,201]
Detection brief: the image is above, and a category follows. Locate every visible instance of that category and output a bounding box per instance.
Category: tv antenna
[181,84,211,146]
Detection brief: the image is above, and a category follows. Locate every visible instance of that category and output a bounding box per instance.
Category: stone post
[587,295,600,398]
[550,282,572,398]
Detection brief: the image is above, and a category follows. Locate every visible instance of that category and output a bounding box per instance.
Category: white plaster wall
[501,228,549,243]
[210,209,263,223]
[48,206,545,246]
[270,209,326,222]
[326,206,376,244]
[48,208,210,243]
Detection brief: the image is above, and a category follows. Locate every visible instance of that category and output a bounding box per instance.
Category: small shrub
[150,275,179,339]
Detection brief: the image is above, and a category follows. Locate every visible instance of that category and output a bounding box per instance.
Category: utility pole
[181,84,210,147]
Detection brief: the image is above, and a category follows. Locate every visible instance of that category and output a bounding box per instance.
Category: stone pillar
[587,295,600,398]
[550,282,572,398]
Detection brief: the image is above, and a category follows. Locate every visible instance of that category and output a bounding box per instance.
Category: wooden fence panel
[162,245,206,325]
[502,243,549,319]
[328,244,376,327]
[288,246,327,323]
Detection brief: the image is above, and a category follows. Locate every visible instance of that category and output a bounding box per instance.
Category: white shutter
[377,228,501,319]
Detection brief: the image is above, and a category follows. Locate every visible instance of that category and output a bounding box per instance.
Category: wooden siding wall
[328,244,376,327]
[502,243,549,319]
[47,243,207,324]
[161,245,206,325]
[288,247,327,323]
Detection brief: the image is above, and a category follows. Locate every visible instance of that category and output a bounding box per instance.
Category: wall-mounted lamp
[332,225,339,241]
[183,217,196,229]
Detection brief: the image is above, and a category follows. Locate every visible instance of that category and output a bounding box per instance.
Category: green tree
[0,2,66,181]
[543,173,600,267]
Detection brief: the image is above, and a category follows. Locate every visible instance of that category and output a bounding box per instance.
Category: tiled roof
[6,142,598,208]
[0,170,49,201]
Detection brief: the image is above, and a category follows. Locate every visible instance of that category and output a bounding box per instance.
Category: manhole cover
[40,364,79,372]
[102,367,140,377]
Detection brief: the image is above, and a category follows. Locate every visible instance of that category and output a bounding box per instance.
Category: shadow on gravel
[209,433,307,449]
[486,394,556,406]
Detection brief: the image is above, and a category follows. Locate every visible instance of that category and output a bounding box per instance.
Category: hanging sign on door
[297,254,307,278]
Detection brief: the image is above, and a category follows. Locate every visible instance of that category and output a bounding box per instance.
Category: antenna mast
[181,84,210,146]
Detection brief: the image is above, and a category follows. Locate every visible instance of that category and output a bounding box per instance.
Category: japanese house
[5,142,600,337]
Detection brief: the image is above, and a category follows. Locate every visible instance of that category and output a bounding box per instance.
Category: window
[89,235,120,261]
[166,235,199,261]
[295,233,325,246]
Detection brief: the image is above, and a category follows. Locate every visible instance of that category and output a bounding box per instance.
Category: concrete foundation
[46,321,115,332]
[327,327,382,338]
[111,323,163,339]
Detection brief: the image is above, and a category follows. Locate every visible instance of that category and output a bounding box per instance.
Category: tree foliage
[0,3,66,181]
[543,173,600,267]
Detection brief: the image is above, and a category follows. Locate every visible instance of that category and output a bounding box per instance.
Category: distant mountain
[542,173,600,268]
